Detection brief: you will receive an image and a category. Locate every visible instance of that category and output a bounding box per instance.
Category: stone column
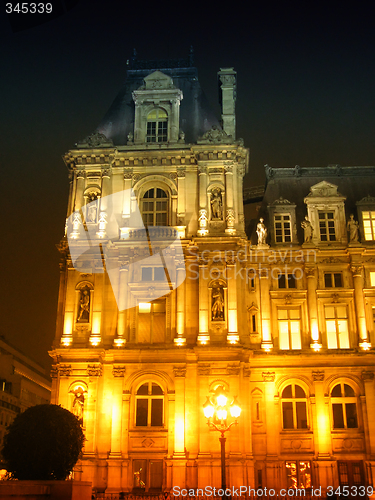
[225,163,236,235]
[74,170,85,212]
[198,260,209,344]
[259,268,273,350]
[175,261,186,345]
[263,372,278,488]
[226,257,238,344]
[362,371,375,458]
[98,169,111,237]
[197,166,208,236]
[312,371,331,458]
[114,262,129,347]
[351,265,371,349]
[173,366,187,457]
[306,267,321,349]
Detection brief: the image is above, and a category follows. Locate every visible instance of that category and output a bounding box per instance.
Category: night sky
[1,2,374,371]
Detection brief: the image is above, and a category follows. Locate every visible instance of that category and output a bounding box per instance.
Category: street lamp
[203,387,241,493]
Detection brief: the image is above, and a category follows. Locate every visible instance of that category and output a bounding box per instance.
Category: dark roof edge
[265,164,375,181]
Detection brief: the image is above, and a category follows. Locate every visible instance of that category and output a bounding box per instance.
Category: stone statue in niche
[256,218,267,245]
[347,214,359,242]
[210,190,223,219]
[72,390,84,424]
[301,216,313,243]
[86,192,99,223]
[77,288,90,322]
[212,286,224,321]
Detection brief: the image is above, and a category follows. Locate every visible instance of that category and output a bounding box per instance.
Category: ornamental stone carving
[198,363,211,376]
[112,365,126,377]
[173,366,187,377]
[124,170,133,180]
[226,363,240,375]
[362,371,375,381]
[197,126,234,144]
[177,167,186,178]
[59,364,72,377]
[312,370,325,381]
[76,132,114,148]
[87,364,102,377]
[226,209,235,228]
[262,372,275,382]
[351,265,363,277]
[50,365,58,378]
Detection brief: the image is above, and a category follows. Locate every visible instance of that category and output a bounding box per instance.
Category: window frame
[146,108,168,143]
[278,308,302,350]
[324,272,343,288]
[330,382,358,430]
[318,211,336,242]
[135,381,165,428]
[361,210,375,241]
[286,460,312,490]
[141,187,169,227]
[278,273,297,289]
[274,213,292,243]
[281,383,308,430]
[324,304,350,349]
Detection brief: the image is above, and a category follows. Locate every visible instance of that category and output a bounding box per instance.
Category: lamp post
[203,387,241,493]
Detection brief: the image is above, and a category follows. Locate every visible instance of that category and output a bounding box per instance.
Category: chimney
[218,68,237,139]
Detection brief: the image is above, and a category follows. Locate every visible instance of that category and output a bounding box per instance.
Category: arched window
[281,384,308,429]
[331,383,358,429]
[142,188,168,226]
[146,108,168,143]
[135,382,164,427]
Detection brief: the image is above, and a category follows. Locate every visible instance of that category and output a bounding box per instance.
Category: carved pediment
[357,195,375,206]
[270,196,293,206]
[306,181,343,199]
[197,126,234,144]
[143,71,175,90]
[76,132,114,149]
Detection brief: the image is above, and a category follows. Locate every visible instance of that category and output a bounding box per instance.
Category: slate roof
[247,165,375,244]
[96,53,221,146]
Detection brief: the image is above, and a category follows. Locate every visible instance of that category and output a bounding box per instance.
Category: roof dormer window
[146,108,168,143]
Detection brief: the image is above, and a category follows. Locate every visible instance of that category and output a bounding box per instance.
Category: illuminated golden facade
[50,54,375,497]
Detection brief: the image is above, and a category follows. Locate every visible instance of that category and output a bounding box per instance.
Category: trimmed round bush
[2,404,84,480]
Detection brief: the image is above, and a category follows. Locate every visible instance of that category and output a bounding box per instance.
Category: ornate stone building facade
[50,54,375,496]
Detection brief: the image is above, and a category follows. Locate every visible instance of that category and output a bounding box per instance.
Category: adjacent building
[0,337,51,464]
[49,53,375,497]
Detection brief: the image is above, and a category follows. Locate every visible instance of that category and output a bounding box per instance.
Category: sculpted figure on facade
[210,189,223,219]
[77,288,90,322]
[301,216,313,243]
[347,214,359,242]
[72,391,84,424]
[256,218,267,245]
[212,286,224,321]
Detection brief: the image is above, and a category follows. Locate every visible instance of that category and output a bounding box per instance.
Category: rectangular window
[278,308,301,350]
[370,272,375,287]
[338,461,364,488]
[286,461,311,490]
[141,267,166,282]
[325,305,349,349]
[319,211,336,241]
[324,273,343,287]
[278,273,296,289]
[362,211,375,241]
[138,300,166,344]
[274,214,292,243]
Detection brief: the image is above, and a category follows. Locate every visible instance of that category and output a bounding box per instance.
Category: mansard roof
[96,53,221,146]
[248,165,375,243]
